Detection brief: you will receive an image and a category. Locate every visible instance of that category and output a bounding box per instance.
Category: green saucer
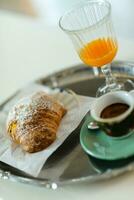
[80,115,134,160]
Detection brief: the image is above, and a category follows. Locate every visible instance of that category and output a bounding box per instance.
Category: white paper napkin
[0,83,94,177]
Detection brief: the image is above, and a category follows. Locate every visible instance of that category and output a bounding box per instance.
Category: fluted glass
[59,0,123,96]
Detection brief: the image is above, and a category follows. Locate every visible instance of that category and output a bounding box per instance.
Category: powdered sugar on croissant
[7,91,67,153]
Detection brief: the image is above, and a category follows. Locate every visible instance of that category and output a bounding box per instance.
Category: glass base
[96,79,134,97]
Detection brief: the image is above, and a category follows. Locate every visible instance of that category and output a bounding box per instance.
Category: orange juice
[79,38,117,67]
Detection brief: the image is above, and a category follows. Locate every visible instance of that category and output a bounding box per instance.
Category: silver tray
[1,60,134,189]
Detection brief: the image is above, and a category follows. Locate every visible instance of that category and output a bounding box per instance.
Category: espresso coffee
[100,103,129,119]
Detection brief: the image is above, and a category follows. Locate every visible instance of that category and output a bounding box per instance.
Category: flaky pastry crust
[7,92,67,153]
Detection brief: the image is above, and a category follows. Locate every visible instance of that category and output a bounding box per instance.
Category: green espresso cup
[90,91,134,138]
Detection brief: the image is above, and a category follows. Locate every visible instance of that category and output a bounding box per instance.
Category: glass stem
[101,64,117,88]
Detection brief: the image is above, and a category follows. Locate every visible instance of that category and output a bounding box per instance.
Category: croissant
[7,91,67,153]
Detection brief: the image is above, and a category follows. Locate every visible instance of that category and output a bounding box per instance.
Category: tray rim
[36,59,134,85]
[1,60,134,189]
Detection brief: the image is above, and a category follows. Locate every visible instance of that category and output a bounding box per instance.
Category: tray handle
[0,169,10,180]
